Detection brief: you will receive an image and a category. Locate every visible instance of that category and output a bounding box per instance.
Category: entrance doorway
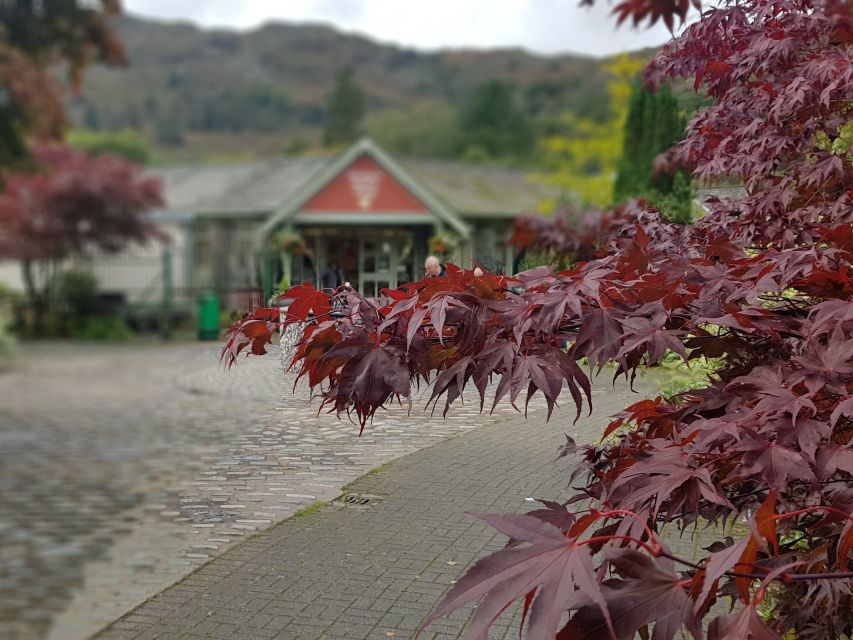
[359,238,393,297]
[305,227,421,298]
[359,234,416,297]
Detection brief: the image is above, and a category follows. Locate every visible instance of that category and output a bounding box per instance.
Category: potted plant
[428,231,458,258]
[270,230,313,257]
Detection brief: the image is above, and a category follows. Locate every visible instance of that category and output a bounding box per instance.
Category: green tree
[323,67,365,147]
[67,129,152,164]
[155,110,184,147]
[455,80,534,161]
[0,0,125,168]
[653,168,694,224]
[0,143,162,327]
[533,54,646,209]
[83,102,101,129]
[614,82,695,223]
[365,99,457,158]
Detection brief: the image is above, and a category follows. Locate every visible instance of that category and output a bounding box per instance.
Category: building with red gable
[157,138,559,307]
[255,138,475,299]
[0,139,559,319]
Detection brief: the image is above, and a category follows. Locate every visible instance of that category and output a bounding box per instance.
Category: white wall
[84,222,190,306]
[0,261,24,291]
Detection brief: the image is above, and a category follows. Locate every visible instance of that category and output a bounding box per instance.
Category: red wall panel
[302,155,427,213]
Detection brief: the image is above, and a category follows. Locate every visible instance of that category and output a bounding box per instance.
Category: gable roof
[150,156,328,215]
[404,160,555,218]
[258,139,469,239]
[148,140,558,224]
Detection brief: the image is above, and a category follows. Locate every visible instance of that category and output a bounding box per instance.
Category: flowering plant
[270,230,311,257]
[428,231,457,256]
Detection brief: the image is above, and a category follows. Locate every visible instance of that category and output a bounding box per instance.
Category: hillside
[68,15,655,162]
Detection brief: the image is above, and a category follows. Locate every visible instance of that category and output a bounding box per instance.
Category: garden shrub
[224,1,853,637]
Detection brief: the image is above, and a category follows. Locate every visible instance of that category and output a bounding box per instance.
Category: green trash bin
[197,292,220,340]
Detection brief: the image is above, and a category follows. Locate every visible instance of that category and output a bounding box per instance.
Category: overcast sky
[123,0,677,57]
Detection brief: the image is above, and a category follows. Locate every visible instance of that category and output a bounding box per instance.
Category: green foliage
[831,120,853,157]
[0,0,124,170]
[814,119,853,161]
[642,351,721,399]
[67,129,152,164]
[293,501,326,518]
[70,315,133,342]
[56,269,98,318]
[614,84,656,201]
[281,137,308,157]
[323,67,365,147]
[533,54,646,209]
[194,85,296,132]
[155,111,185,147]
[364,99,457,158]
[219,309,240,328]
[653,169,695,224]
[0,283,18,360]
[614,83,695,223]
[456,81,534,161]
[0,102,32,170]
[0,319,14,359]
[52,269,135,341]
[517,250,572,273]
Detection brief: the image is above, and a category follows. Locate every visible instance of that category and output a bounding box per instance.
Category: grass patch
[364,462,390,478]
[293,501,325,518]
[342,463,391,491]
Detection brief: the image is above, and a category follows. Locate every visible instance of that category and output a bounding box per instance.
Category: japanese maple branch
[654,548,853,582]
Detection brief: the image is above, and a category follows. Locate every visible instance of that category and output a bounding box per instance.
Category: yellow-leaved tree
[533,53,646,210]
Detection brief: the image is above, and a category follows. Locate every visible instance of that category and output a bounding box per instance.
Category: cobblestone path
[0,342,544,640]
[93,375,657,640]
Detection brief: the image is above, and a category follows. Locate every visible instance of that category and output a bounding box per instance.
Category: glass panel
[363,255,376,273]
[377,256,390,272]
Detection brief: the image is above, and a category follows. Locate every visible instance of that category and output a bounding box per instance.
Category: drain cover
[336,493,382,507]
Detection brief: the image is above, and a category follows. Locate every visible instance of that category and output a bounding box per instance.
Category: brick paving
[0,341,560,640]
[93,376,652,640]
[0,342,282,640]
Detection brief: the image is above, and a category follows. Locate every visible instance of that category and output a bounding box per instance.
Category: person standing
[424,255,446,278]
[321,261,344,290]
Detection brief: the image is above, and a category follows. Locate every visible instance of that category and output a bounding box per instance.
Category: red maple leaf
[419,513,615,640]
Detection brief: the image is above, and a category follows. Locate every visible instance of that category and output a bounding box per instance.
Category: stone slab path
[93,376,653,640]
[0,342,567,640]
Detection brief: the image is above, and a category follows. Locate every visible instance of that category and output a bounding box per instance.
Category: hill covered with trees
[68,14,669,163]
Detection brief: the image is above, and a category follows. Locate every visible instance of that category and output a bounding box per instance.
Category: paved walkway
[1,342,587,640]
[93,375,651,640]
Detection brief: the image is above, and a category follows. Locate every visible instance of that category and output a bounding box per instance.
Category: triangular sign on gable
[302,154,428,213]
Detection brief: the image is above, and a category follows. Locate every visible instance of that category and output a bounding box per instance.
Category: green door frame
[358,237,398,297]
[261,249,275,304]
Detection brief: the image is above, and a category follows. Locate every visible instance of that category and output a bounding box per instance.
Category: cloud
[123,0,676,57]
[521,0,674,55]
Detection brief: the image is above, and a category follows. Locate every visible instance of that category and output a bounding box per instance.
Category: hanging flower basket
[270,230,312,257]
[428,231,458,257]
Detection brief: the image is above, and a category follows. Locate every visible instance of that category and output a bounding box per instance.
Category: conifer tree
[322,67,365,147]
[614,83,694,222]
[534,54,645,208]
[455,80,534,161]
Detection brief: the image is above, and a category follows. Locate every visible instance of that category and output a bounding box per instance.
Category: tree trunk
[21,259,46,334]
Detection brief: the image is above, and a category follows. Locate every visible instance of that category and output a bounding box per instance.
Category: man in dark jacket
[321,262,344,290]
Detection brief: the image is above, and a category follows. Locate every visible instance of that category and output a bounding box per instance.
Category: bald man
[424,255,446,277]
